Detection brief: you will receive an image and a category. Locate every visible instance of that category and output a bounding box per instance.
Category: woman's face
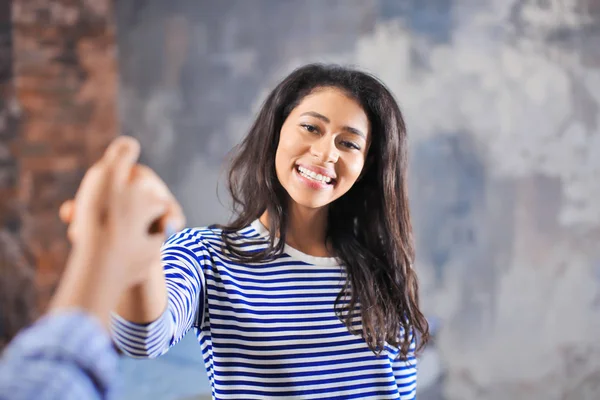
[275,87,371,210]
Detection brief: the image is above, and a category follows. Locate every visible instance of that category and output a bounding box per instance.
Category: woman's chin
[288,194,332,211]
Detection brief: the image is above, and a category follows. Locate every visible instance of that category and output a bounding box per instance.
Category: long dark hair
[216,63,428,358]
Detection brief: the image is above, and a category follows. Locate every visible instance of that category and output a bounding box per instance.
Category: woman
[104,64,427,399]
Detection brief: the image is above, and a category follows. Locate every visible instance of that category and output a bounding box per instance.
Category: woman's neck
[259,203,330,257]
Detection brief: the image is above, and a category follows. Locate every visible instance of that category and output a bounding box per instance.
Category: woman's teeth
[297,166,332,184]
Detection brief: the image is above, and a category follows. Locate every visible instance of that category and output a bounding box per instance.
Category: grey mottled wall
[115,1,600,399]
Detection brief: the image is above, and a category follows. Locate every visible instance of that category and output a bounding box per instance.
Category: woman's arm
[110,229,208,358]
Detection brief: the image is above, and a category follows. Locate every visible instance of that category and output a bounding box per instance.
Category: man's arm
[0,311,117,400]
[0,137,184,400]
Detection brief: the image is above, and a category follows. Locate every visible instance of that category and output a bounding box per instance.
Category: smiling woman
[108,64,428,400]
[276,88,369,212]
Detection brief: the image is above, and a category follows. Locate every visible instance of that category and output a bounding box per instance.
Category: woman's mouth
[295,165,336,188]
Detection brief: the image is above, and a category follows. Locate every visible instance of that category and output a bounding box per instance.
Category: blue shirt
[0,310,117,400]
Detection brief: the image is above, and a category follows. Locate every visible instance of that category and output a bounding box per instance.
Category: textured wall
[0,0,19,213]
[8,0,120,308]
[0,0,37,350]
[115,1,600,399]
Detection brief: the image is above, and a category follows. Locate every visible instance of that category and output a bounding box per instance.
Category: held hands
[58,136,185,291]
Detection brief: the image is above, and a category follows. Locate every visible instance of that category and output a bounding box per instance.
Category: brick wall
[4,0,119,310]
[0,0,19,219]
[0,0,33,349]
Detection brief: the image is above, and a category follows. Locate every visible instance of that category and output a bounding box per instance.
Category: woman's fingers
[160,200,186,235]
[126,165,186,235]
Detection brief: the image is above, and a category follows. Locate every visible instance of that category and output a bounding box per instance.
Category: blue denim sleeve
[0,310,118,400]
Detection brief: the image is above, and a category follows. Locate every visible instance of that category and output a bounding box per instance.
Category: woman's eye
[342,141,361,150]
[301,124,319,134]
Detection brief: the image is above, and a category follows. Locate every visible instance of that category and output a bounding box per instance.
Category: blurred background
[1,0,600,399]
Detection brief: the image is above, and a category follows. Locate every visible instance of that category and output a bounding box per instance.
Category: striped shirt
[111,220,417,399]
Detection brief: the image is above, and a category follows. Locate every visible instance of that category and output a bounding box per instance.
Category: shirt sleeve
[393,333,418,400]
[110,228,209,358]
[0,310,117,400]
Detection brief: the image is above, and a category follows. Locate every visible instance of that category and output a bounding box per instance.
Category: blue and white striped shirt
[112,220,417,399]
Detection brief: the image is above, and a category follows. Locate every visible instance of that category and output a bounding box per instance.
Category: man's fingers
[103,136,141,190]
[72,164,111,224]
[62,137,141,239]
[59,137,140,225]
